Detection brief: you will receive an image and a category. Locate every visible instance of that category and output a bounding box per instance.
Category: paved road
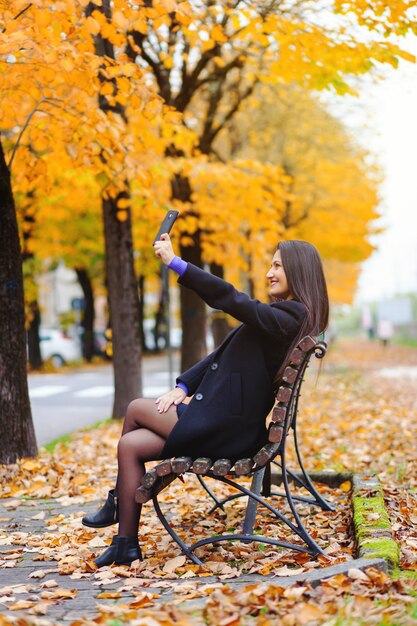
[29,353,180,446]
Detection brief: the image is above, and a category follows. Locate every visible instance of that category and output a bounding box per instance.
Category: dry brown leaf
[162,555,186,573]
[128,592,156,608]
[8,600,36,610]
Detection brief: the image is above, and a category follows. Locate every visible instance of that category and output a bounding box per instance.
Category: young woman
[83,234,329,567]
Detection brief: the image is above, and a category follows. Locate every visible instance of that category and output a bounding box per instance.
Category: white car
[39,327,82,366]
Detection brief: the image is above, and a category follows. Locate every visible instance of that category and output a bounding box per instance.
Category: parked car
[39,327,82,366]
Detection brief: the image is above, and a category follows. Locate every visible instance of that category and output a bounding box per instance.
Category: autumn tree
[0,0,174,460]
[124,0,414,369]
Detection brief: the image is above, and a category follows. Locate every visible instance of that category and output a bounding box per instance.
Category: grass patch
[41,417,113,453]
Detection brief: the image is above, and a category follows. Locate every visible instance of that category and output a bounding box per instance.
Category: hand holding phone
[153,210,179,245]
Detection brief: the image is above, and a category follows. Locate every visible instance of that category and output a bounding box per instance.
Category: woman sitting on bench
[83,235,329,567]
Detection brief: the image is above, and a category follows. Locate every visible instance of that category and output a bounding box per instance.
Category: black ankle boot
[94,535,142,568]
[82,490,118,528]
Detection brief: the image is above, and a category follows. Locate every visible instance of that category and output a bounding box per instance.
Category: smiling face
[266,250,291,300]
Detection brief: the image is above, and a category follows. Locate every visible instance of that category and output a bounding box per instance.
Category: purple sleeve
[176,381,189,396]
[168,256,188,276]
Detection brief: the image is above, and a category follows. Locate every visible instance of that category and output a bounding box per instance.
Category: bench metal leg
[279,446,328,557]
[242,468,265,536]
[292,419,336,512]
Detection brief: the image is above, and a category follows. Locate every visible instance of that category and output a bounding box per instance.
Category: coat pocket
[230,372,243,415]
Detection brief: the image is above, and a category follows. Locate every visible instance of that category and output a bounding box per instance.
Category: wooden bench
[135,335,334,565]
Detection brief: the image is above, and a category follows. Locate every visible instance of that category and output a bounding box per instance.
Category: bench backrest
[253,335,327,468]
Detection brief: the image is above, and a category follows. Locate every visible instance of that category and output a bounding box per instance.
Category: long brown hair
[273,240,329,386]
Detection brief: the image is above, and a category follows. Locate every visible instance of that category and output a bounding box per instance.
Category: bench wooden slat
[141,467,158,488]
[276,386,292,403]
[282,366,298,384]
[234,458,253,476]
[289,348,304,366]
[298,336,316,352]
[156,459,172,476]
[136,473,178,504]
[268,423,284,444]
[192,457,212,475]
[171,456,192,474]
[253,443,278,466]
[271,405,287,423]
[212,458,232,476]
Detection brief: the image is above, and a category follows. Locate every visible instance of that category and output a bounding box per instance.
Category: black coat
[160,263,306,462]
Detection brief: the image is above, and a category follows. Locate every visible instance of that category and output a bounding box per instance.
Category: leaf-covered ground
[1,338,417,624]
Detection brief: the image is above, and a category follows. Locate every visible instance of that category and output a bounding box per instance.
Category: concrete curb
[351,474,400,571]
[271,468,353,488]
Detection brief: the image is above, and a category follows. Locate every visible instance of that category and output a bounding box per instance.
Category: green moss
[353,494,392,537]
[359,537,400,569]
[352,490,399,571]
[397,570,417,581]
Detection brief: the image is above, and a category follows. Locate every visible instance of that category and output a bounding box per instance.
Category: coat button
[210,362,218,370]
[195,393,203,401]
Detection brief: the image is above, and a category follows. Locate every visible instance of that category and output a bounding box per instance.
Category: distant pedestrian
[377,319,393,347]
[361,305,375,340]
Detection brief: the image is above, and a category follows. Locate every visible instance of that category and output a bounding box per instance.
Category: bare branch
[7,97,46,170]
[199,76,259,153]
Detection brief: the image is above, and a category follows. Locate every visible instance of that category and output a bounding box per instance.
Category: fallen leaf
[162,555,186,573]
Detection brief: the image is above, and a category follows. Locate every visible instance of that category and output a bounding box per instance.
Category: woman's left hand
[154,233,175,265]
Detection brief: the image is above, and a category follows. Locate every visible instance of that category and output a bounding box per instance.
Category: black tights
[115,398,179,539]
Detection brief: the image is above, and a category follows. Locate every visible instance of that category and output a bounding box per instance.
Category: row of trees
[0,0,415,463]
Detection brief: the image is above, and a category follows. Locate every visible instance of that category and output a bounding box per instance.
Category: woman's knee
[125,398,148,426]
[118,429,165,462]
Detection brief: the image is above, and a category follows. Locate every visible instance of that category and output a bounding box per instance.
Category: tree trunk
[171,172,207,371]
[0,138,37,463]
[75,267,95,362]
[138,275,148,352]
[154,273,167,352]
[209,263,232,347]
[27,301,43,370]
[86,0,142,417]
[103,194,142,418]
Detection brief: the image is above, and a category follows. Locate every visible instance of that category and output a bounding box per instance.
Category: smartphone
[153,210,179,244]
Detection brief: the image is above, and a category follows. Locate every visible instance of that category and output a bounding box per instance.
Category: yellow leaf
[35,11,52,28]
[112,10,129,29]
[85,16,101,35]
[132,17,147,34]
[160,0,177,12]
[60,58,74,72]
[117,210,129,222]
[21,459,41,471]
[211,24,227,43]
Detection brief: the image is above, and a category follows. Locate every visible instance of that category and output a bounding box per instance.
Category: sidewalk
[0,493,388,624]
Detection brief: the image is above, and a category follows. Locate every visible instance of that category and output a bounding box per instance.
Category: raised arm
[178,263,305,337]
[153,233,305,338]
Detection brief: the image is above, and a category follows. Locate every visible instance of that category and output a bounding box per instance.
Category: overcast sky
[323,36,417,304]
